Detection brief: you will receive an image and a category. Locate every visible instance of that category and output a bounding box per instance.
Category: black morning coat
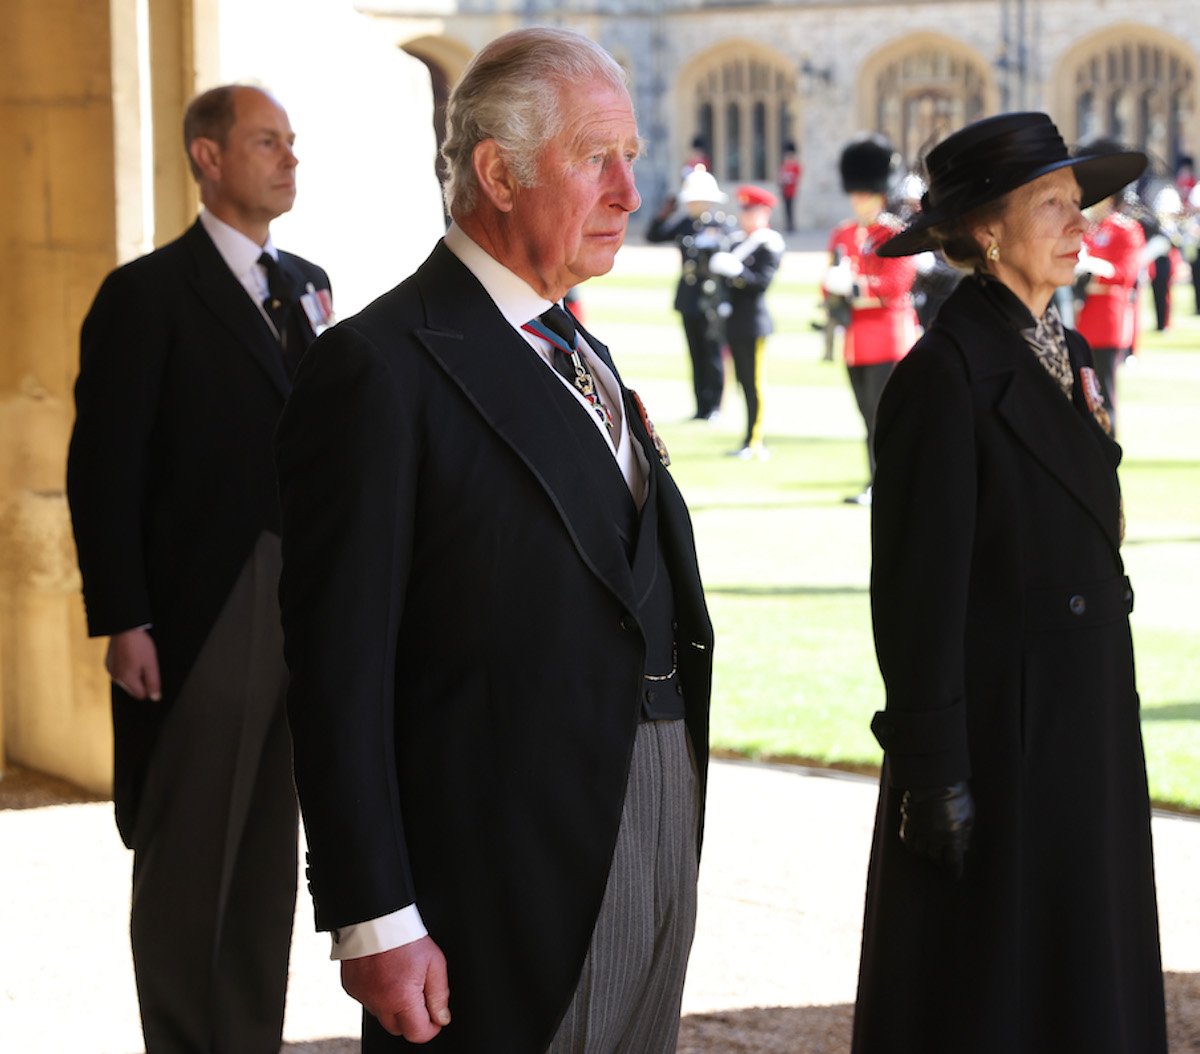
[852,276,1167,1054]
[275,241,714,1053]
[67,219,329,846]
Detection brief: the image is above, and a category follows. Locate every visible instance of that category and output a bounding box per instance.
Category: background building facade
[365,0,1199,225]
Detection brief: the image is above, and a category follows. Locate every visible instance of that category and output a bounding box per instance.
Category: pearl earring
[987,243,1000,263]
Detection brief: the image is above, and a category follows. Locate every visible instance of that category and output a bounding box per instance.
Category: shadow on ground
[677,971,1198,1053]
[0,764,104,810]
[679,1002,853,1053]
[278,973,1198,1053]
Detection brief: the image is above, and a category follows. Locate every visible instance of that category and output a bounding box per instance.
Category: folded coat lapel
[182,222,291,399]
[942,281,1123,557]
[990,343,1123,556]
[414,245,638,613]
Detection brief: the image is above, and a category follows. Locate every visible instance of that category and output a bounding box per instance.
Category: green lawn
[584,244,1200,812]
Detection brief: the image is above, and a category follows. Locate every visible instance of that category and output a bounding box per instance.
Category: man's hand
[105,628,162,701]
[899,781,975,879]
[342,937,451,1043]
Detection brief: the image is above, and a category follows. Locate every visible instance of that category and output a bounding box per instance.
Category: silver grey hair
[441,26,630,217]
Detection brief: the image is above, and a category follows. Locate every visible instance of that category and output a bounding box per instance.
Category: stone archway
[858,33,996,168]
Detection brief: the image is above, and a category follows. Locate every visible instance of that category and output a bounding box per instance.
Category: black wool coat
[275,241,713,1053]
[67,220,329,845]
[852,276,1166,1054]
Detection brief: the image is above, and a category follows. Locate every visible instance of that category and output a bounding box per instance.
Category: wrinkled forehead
[557,78,636,132]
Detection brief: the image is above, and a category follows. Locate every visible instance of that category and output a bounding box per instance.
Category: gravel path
[2,760,1196,1052]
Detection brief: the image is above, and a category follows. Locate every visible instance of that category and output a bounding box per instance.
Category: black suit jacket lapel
[413,243,639,613]
[181,221,291,399]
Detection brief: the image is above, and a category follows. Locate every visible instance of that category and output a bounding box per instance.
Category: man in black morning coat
[275,27,713,1054]
[67,85,331,1052]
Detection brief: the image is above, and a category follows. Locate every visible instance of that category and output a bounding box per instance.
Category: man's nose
[612,161,640,212]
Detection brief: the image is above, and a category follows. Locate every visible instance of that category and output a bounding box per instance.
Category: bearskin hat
[840,134,898,194]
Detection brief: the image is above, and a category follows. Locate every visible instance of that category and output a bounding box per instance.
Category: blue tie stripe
[521,317,576,356]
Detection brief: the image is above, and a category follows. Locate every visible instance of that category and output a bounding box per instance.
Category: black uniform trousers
[682,312,724,418]
[848,362,896,481]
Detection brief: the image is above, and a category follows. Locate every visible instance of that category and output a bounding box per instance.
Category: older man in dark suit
[67,84,331,1052]
[276,26,712,1054]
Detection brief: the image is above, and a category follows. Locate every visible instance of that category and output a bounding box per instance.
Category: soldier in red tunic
[1074,140,1148,435]
[823,134,918,504]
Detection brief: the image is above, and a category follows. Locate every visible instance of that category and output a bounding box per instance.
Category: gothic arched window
[690,51,797,186]
[872,47,988,166]
[1071,36,1195,166]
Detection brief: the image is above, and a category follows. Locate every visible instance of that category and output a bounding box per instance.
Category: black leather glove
[899,781,975,879]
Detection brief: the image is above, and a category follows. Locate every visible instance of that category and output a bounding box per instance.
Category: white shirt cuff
[329,904,428,960]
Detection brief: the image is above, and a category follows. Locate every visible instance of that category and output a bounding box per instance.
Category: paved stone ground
[2,759,1196,1053]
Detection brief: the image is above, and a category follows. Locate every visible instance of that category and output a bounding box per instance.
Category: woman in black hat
[852,113,1166,1054]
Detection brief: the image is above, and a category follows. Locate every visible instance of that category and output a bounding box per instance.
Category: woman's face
[975,168,1086,315]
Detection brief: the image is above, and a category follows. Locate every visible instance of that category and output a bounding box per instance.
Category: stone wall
[368,0,1200,229]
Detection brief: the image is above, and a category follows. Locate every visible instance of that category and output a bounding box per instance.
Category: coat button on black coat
[1069,594,1087,616]
[619,614,637,632]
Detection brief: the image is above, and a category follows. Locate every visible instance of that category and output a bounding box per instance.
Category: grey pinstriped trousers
[130,533,298,1053]
[546,718,700,1054]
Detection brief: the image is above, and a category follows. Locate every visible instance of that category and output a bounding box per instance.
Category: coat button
[619,614,637,632]
[1069,594,1087,616]
[675,682,684,695]
[645,689,656,704]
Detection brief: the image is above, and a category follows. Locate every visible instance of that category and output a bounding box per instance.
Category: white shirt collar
[442,222,646,504]
[444,223,553,328]
[198,209,277,282]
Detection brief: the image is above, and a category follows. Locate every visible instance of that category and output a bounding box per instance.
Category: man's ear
[473,140,517,213]
[189,138,222,184]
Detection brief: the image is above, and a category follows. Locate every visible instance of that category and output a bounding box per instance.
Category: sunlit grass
[585,246,1200,810]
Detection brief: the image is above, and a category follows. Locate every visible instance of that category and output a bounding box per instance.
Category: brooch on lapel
[629,389,671,467]
[1079,366,1113,436]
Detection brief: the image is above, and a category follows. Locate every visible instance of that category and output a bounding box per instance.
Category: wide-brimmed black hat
[878,112,1147,257]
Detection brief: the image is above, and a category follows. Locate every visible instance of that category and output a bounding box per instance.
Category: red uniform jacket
[1076,211,1145,352]
[828,218,918,366]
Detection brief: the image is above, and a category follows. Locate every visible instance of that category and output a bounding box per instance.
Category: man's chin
[574,250,623,283]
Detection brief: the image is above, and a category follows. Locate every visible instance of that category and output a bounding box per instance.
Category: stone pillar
[0,0,129,791]
[0,0,438,792]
